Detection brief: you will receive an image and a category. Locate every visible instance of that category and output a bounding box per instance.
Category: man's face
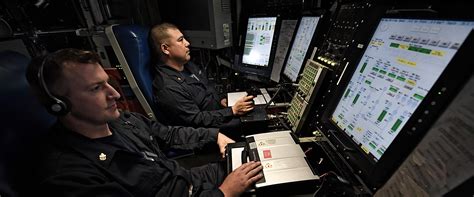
[163,28,191,64]
[61,62,121,124]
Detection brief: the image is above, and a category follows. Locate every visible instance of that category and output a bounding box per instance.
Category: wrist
[231,106,238,115]
[218,186,236,197]
[216,132,222,142]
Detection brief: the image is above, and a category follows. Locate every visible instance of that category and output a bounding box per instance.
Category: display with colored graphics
[242,17,277,67]
[331,18,474,161]
[283,16,320,82]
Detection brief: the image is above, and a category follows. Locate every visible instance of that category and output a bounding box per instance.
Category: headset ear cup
[47,96,71,116]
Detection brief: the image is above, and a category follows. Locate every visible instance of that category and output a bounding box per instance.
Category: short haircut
[26,48,101,103]
[150,22,179,57]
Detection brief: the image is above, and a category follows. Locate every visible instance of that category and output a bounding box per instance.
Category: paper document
[227,91,273,106]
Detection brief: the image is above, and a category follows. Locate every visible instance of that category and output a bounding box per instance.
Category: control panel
[286,59,329,133]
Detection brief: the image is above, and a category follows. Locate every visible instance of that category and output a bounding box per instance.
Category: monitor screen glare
[242,17,278,67]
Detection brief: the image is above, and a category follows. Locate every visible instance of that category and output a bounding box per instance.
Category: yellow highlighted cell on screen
[361,145,370,154]
[407,79,416,86]
[399,44,409,50]
[431,50,445,57]
[397,57,417,67]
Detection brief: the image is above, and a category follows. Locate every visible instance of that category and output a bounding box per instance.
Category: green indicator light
[396,76,406,81]
[377,110,387,121]
[413,93,425,100]
[391,119,402,131]
[390,43,399,48]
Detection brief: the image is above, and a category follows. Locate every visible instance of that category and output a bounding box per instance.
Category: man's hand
[219,161,263,197]
[220,98,228,107]
[217,132,235,158]
[231,95,255,116]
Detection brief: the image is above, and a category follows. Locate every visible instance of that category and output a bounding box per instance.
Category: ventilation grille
[221,0,231,13]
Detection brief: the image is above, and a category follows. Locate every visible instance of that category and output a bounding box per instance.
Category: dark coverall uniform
[35,112,226,196]
[152,62,240,131]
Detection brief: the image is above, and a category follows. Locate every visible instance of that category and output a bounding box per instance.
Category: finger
[241,161,261,174]
[240,96,253,101]
[241,101,254,106]
[247,172,264,185]
[237,161,256,172]
[239,100,253,105]
[246,165,263,176]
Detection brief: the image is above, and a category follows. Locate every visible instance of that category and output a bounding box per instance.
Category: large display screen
[331,18,474,162]
[242,17,277,67]
[283,16,320,82]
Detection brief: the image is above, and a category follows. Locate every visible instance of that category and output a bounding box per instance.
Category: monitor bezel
[238,15,281,79]
[280,14,324,83]
[321,16,474,191]
[269,16,300,83]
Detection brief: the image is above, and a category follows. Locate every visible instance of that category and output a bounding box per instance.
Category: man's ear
[161,44,169,55]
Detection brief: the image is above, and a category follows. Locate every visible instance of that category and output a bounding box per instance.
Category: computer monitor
[159,0,232,49]
[282,16,321,82]
[270,19,298,82]
[242,16,278,66]
[327,18,474,189]
[237,16,280,80]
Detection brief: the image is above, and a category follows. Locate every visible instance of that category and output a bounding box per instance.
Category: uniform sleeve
[155,85,234,128]
[132,113,219,151]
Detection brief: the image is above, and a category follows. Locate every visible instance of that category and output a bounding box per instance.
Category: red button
[263,150,272,159]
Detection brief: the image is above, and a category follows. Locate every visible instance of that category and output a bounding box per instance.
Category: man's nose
[106,83,121,100]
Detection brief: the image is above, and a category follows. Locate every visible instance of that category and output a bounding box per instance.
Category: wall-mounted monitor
[282,16,321,82]
[326,17,474,190]
[159,0,232,49]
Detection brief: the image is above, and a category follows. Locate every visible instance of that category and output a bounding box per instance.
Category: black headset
[37,54,71,116]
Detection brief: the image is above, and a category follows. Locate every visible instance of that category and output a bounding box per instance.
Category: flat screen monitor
[242,17,278,67]
[160,0,232,49]
[330,18,474,163]
[283,16,321,82]
[270,19,298,82]
[236,16,280,81]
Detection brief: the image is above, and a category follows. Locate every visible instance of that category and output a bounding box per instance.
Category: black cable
[264,85,284,109]
[313,176,326,197]
[276,115,291,130]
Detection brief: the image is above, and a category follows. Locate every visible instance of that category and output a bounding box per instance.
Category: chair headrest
[112,25,155,106]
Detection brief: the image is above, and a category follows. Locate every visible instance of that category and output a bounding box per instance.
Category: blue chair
[106,24,195,159]
[105,24,157,120]
[0,50,55,196]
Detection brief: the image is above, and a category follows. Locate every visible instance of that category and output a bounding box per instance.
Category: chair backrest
[0,50,55,196]
[105,24,157,120]
[106,27,196,159]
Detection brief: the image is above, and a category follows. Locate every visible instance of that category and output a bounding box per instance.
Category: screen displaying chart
[242,17,277,67]
[331,18,474,161]
[283,16,320,82]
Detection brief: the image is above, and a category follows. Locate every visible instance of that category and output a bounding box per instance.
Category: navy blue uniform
[153,62,238,129]
[35,112,225,196]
